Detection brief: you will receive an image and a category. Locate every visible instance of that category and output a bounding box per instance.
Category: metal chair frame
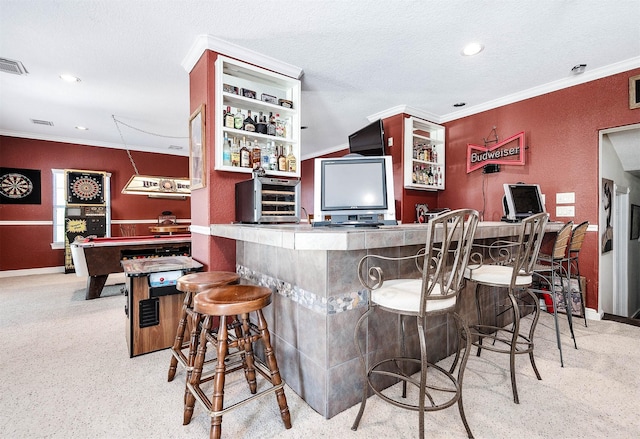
[351,209,479,439]
[464,212,549,404]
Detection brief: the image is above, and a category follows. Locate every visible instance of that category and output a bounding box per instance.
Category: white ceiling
[1,0,639,163]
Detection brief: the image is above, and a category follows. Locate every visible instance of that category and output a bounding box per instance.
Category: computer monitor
[502,183,545,222]
[313,156,396,226]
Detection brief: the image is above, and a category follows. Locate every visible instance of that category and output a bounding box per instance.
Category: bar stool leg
[168,290,192,382]
[210,315,229,439]
[238,313,258,394]
[256,309,291,428]
[183,313,208,425]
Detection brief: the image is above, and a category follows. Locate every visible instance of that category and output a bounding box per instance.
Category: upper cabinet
[403,116,445,191]
[214,56,301,177]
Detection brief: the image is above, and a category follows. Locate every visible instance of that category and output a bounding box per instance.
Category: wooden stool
[183,285,292,439]
[167,271,240,382]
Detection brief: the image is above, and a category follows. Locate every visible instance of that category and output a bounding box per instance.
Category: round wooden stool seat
[177,271,240,293]
[194,285,272,316]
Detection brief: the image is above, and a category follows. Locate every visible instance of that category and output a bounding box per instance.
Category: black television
[348,119,385,156]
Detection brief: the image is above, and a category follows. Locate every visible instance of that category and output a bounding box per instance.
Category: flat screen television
[313,156,396,227]
[348,119,385,156]
[502,183,545,222]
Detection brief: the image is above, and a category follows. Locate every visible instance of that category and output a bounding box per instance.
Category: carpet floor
[1,273,639,438]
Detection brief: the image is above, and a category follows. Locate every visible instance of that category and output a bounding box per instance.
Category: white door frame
[613,184,629,316]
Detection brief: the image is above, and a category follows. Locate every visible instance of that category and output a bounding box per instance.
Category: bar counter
[210,221,562,418]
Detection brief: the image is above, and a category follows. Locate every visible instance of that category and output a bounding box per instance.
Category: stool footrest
[188,358,286,417]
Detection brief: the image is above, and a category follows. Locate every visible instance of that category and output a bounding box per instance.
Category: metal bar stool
[566,220,589,326]
[183,284,291,439]
[167,271,240,382]
[351,209,479,439]
[464,212,549,404]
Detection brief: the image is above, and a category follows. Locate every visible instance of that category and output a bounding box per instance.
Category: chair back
[511,212,549,285]
[569,220,589,255]
[119,224,137,236]
[419,209,479,313]
[551,221,574,260]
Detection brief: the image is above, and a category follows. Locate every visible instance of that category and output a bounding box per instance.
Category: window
[51,169,111,247]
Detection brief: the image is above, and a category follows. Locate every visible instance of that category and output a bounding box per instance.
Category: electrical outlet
[387,137,393,147]
[556,192,575,204]
[556,206,575,217]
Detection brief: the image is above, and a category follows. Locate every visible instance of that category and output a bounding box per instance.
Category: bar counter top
[210,220,563,251]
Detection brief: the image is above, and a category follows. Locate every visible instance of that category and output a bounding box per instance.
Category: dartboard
[0,172,33,199]
[66,171,105,205]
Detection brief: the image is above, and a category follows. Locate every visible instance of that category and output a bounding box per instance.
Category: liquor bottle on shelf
[268,141,277,170]
[240,137,251,168]
[224,106,234,129]
[251,141,262,169]
[277,145,287,171]
[255,112,267,134]
[286,145,296,172]
[223,134,231,166]
[412,164,418,184]
[261,141,271,169]
[438,167,443,185]
[427,167,433,185]
[231,137,240,167]
[267,112,277,136]
[243,110,255,132]
[275,114,284,137]
[234,108,244,130]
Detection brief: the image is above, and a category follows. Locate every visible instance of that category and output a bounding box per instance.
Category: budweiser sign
[466,131,525,173]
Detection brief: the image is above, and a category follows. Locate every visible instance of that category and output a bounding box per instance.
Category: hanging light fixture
[113,115,191,198]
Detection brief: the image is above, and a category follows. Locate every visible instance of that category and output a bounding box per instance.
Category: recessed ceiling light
[462,43,484,56]
[75,126,88,130]
[453,102,466,107]
[60,74,81,83]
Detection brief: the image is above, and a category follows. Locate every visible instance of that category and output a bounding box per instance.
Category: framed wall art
[630,74,640,110]
[189,104,206,190]
[631,204,640,240]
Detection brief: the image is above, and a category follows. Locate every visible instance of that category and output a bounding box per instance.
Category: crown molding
[0,131,189,157]
[440,56,640,123]
[367,105,441,124]
[181,35,304,79]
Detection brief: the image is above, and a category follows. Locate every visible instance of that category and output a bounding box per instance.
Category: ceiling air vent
[0,57,28,75]
[168,145,183,150]
[31,119,54,126]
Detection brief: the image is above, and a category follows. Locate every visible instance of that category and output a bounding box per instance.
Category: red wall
[438,68,640,310]
[188,50,244,273]
[0,136,190,271]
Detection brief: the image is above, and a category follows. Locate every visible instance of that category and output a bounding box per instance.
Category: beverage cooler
[235,177,300,223]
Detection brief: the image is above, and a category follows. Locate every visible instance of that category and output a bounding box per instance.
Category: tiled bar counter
[210,221,562,418]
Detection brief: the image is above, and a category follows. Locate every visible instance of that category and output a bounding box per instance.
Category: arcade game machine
[64,169,108,273]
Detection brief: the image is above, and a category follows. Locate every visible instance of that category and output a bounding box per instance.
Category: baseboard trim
[0,266,65,278]
[585,307,602,321]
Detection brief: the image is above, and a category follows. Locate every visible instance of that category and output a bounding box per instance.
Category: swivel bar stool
[464,212,549,404]
[167,271,240,382]
[531,221,575,367]
[566,220,589,326]
[351,209,479,439]
[183,284,291,439]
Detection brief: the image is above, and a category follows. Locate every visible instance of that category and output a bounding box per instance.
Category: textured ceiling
[0,0,639,163]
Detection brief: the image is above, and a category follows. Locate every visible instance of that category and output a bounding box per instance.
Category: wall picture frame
[631,204,640,240]
[630,74,640,110]
[189,104,206,190]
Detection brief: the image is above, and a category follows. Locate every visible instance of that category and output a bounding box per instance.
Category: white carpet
[1,273,639,438]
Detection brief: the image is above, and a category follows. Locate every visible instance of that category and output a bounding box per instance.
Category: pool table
[70,234,192,299]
